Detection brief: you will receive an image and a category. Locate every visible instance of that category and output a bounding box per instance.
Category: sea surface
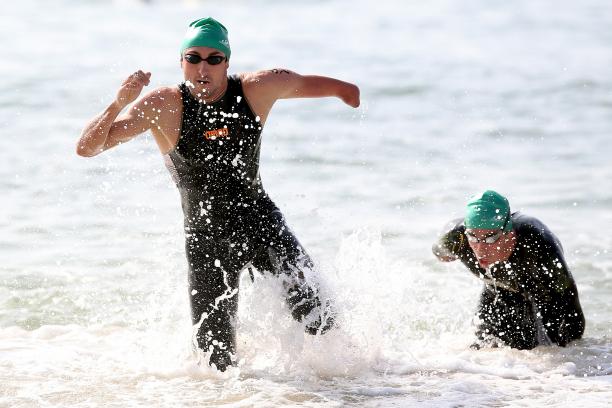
[1,0,611,406]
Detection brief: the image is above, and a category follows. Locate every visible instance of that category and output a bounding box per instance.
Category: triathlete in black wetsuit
[432,190,585,349]
[165,78,333,369]
[76,17,360,371]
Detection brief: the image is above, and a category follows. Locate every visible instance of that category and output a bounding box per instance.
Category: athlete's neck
[189,79,228,104]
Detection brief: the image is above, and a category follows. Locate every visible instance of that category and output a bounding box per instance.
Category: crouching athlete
[76,17,360,370]
[432,190,585,349]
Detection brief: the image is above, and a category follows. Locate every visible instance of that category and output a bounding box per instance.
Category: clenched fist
[115,70,151,107]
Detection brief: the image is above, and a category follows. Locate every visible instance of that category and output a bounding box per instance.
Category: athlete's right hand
[115,70,151,107]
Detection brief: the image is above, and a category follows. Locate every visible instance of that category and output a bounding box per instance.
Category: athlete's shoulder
[241,68,296,81]
[512,212,562,248]
[137,86,182,114]
[137,86,181,106]
[238,71,260,87]
[240,69,298,91]
[125,86,183,129]
[512,212,549,235]
[143,85,181,100]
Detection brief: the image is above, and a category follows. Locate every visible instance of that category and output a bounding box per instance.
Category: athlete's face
[181,46,229,101]
[466,228,516,268]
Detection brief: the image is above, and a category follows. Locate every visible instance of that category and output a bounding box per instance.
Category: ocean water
[1,0,611,406]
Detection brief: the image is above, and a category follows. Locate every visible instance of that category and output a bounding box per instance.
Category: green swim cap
[465,190,513,231]
[180,17,231,59]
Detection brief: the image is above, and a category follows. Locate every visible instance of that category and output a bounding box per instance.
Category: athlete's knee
[285,282,336,335]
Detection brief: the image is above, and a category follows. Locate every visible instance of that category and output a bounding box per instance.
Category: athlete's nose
[197,62,212,76]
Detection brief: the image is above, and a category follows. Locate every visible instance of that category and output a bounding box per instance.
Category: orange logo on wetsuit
[203,128,229,140]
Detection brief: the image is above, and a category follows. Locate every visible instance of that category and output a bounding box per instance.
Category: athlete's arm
[76,70,153,157]
[518,226,585,345]
[270,69,360,107]
[432,221,465,262]
[241,69,360,124]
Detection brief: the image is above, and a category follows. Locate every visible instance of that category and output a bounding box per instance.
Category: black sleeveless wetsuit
[164,76,334,370]
[433,213,585,349]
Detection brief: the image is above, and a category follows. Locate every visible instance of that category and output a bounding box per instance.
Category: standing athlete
[77,17,360,371]
[432,190,585,349]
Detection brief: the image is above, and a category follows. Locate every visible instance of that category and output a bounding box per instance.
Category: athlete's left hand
[341,84,361,108]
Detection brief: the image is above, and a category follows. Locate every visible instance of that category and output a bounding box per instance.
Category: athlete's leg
[185,235,241,371]
[251,210,335,334]
[475,286,538,350]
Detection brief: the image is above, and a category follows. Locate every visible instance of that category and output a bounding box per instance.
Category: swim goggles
[183,54,227,65]
[465,212,511,244]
